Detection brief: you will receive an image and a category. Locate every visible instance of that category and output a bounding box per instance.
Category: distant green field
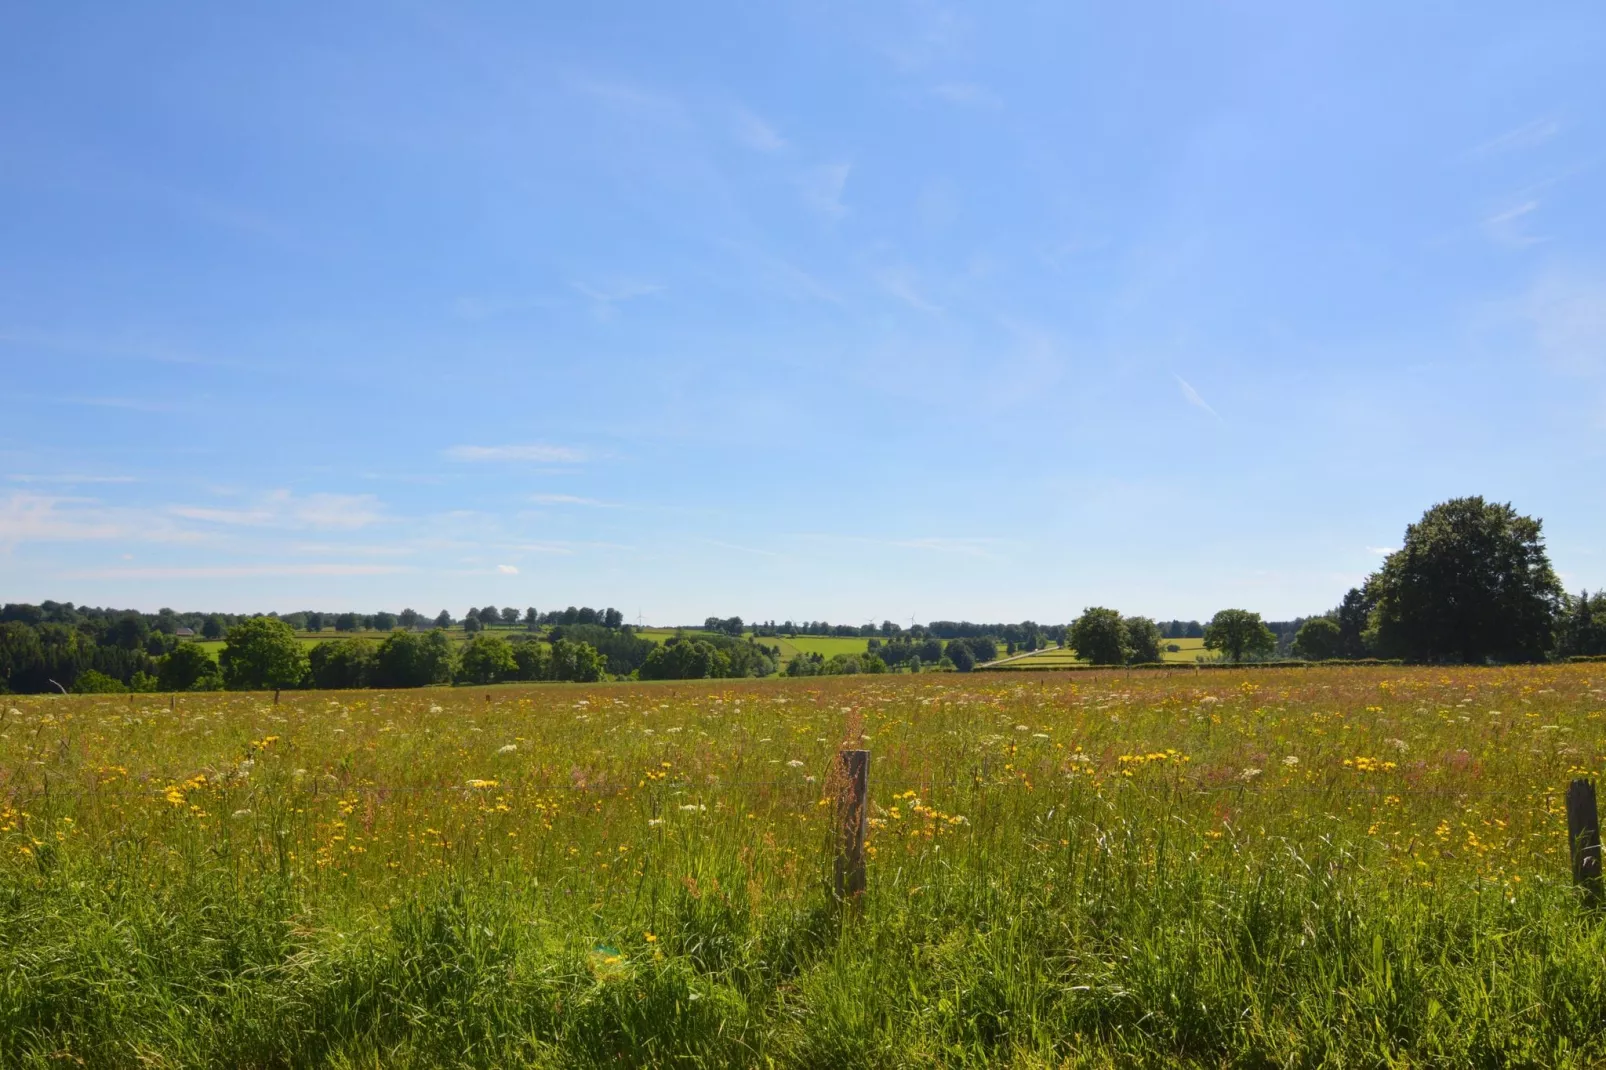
[1160,636,1214,662]
[764,635,872,659]
[990,635,1218,670]
[634,630,871,662]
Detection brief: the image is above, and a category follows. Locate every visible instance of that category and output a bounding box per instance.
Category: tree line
[1,496,1592,692]
[1284,497,1594,665]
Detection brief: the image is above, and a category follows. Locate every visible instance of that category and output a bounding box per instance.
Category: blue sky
[3,2,1604,624]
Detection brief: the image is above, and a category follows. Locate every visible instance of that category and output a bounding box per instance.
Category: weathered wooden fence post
[835,749,869,902]
[1566,778,1602,907]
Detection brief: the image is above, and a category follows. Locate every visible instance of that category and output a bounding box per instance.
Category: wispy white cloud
[290,542,415,557]
[61,563,410,580]
[8,473,136,485]
[873,266,943,313]
[0,327,230,367]
[1470,118,1561,158]
[1366,546,1397,556]
[889,536,999,557]
[717,241,844,304]
[450,294,557,321]
[507,542,577,555]
[531,493,616,507]
[571,281,665,320]
[0,493,202,547]
[568,77,684,126]
[170,491,386,531]
[701,538,780,557]
[1512,267,1606,375]
[799,162,852,220]
[0,494,122,544]
[1483,200,1546,247]
[56,395,176,412]
[794,533,1003,558]
[884,3,966,73]
[1175,375,1223,422]
[733,107,787,152]
[496,563,520,574]
[929,82,1000,107]
[445,444,588,463]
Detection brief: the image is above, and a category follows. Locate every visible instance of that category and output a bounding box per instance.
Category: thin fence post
[835,749,869,902]
[1566,779,1602,906]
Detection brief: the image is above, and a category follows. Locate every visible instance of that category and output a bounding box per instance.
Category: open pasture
[997,636,1215,669]
[2,665,1605,1066]
[766,633,875,659]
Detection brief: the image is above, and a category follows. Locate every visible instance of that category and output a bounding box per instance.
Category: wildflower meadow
[3,665,1605,1067]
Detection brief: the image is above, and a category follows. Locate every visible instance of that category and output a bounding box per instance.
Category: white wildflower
[787,759,804,768]
[1282,755,1299,767]
[498,743,517,754]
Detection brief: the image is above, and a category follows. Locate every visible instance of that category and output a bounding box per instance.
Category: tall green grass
[2,668,1603,1066]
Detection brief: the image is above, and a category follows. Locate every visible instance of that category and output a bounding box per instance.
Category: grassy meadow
[3,665,1605,1066]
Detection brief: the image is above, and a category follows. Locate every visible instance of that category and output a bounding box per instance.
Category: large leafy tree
[511,640,549,680]
[1335,587,1374,658]
[1069,607,1130,666]
[639,638,727,680]
[1369,497,1561,663]
[1558,590,1606,658]
[458,634,517,684]
[158,643,223,691]
[308,638,378,689]
[1123,616,1163,664]
[943,639,976,672]
[1292,617,1343,660]
[220,617,310,690]
[1203,609,1277,662]
[549,638,608,682]
[374,629,457,688]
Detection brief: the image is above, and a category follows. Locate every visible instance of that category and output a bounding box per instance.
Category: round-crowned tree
[220,617,309,690]
[1203,609,1277,662]
[458,633,516,684]
[1123,616,1163,664]
[1369,497,1561,663]
[158,642,224,691]
[1069,607,1130,666]
[1292,617,1343,660]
